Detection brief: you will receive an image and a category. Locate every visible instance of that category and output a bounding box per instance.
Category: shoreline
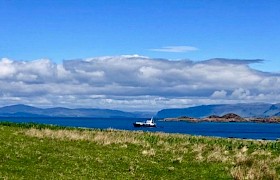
[162,114,280,123]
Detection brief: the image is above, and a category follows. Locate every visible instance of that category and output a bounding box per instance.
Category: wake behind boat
[133,117,156,127]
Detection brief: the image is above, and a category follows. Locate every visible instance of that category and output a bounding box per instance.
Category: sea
[1,117,280,140]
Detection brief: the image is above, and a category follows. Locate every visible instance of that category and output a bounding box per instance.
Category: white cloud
[211,90,227,99]
[0,58,16,78]
[0,56,279,111]
[231,88,251,99]
[150,46,198,52]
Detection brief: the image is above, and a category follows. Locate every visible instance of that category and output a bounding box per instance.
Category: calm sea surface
[1,117,280,140]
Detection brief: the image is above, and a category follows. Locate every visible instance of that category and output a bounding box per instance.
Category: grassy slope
[0,122,280,179]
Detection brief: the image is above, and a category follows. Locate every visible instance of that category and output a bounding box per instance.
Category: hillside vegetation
[0,122,280,179]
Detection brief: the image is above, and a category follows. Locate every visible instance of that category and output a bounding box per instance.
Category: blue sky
[1,0,280,71]
[0,1,280,111]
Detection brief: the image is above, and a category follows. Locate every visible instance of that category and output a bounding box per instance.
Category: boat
[133,117,156,127]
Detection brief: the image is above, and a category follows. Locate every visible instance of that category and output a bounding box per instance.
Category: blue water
[1,117,280,140]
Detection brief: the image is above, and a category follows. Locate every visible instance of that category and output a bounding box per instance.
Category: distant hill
[2,103,280,119]
[0,104,154,118]
[155,103,280,118]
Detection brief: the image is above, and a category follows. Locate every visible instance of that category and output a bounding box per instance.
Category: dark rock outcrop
[163,113,280,123]
[203,113,244,122]
[221,113,243,120]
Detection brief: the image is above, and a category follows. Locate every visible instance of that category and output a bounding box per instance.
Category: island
[163,113,280,123]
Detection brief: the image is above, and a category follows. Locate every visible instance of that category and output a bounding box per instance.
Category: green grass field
[0,122,279,179]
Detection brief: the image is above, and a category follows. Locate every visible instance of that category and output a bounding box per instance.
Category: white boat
[133,117,156,127]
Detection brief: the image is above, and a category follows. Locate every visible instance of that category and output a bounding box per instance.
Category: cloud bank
[0,55,279,111]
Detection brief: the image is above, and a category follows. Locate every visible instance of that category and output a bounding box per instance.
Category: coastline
[162,113,280,123]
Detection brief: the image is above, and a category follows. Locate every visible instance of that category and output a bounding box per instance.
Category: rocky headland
[163,113,280,123]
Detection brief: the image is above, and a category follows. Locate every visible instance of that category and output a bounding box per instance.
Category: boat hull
[133,122,156,127]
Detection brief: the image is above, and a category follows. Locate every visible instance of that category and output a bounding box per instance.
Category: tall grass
[0,122,280,179]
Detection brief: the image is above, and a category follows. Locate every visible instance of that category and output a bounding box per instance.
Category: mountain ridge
[1,103,280,119]
[0,104,154,118]
[155,103,280,118]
